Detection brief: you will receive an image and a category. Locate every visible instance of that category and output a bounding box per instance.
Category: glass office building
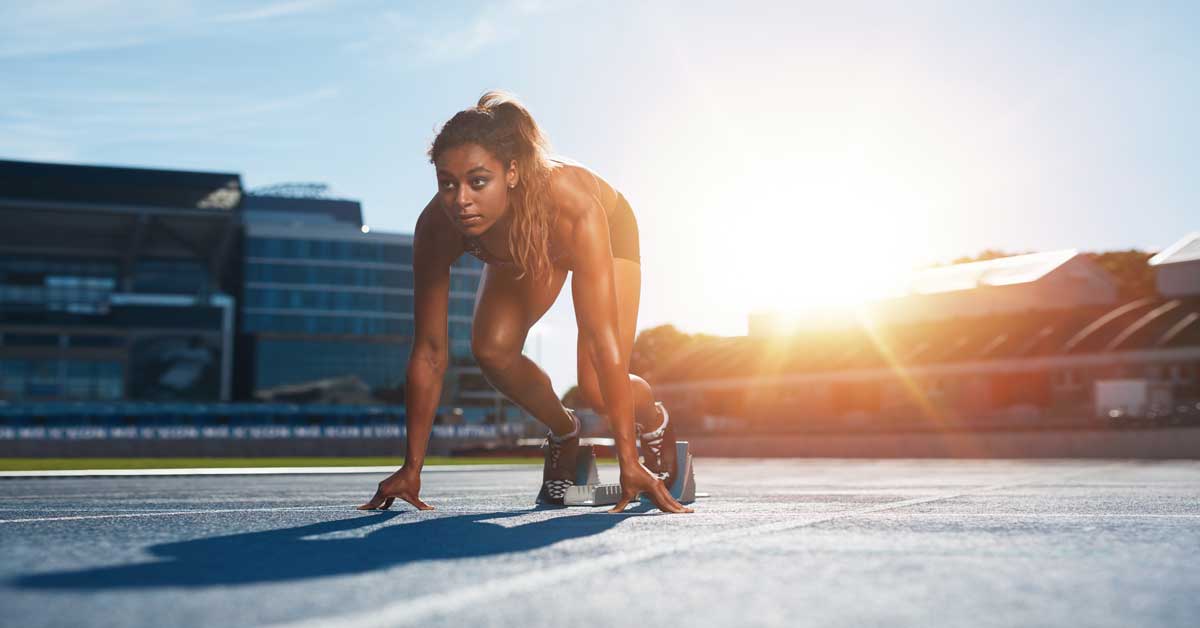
[238,195,506,420]
[0,159,240,402]
[0,159,513,424]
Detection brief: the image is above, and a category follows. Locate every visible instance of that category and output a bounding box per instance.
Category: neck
[481,205,515,250]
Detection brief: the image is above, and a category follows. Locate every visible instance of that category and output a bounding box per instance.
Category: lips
[458,215,483,226]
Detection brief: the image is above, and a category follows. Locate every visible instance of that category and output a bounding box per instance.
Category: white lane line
[0,464,538,478]
[0,505,354,524]
[5,508,1196,520]
[0,490,534,500]
[857,512,1200,518]
[269,472,1080,628]
[0,492,544,524]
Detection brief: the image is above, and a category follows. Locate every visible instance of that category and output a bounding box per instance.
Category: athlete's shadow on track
[16,508,641,589]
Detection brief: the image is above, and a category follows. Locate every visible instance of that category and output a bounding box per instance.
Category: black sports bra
[461,232,572,270]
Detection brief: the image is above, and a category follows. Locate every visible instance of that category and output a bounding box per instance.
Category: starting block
[559,442,697,507]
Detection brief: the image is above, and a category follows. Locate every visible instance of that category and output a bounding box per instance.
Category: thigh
[473,263,569,354]
[576,259,641,392]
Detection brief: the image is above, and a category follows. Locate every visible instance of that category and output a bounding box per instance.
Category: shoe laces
[542,435,565,469]
[543,479,571,500]
[542,408,580,470]
[639,402,669,465]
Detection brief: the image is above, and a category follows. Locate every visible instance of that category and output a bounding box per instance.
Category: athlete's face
[435,143,519,236]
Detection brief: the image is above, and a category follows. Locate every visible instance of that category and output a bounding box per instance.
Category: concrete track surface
[1,460,1198,628]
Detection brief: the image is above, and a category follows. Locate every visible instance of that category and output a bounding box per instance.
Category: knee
[471,335,521,374]
[578,375,651,416]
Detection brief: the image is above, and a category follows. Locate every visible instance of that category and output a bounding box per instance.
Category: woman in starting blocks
[358,91,691,514]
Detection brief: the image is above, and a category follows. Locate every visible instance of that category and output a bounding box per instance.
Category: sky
[2,0,1198,396]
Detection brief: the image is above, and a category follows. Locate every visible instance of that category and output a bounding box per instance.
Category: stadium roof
[0,159,242,211]
[0,160,241,278]
[907,249,1078,295]
[241,194,363,228]
[1148,232,1200,266]
[652,295,1200,384]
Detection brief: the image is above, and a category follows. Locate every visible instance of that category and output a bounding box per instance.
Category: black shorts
[610,192,640,264]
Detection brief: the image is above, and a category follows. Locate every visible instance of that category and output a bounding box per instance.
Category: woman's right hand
[357,465,432,511]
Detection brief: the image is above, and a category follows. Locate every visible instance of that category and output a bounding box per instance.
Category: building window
[449,320,473,340]
[384,245,414,265]
[449,297,474,317]
[1053,368,1082,389]
[0,360,28,399]
[4,333,59,347]
[64,361,95,399]
[133,259,208,294]
[1170,363,1196,384]
[453,254,484,270]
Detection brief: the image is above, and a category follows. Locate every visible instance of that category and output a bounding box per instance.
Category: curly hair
[429,90,558,283]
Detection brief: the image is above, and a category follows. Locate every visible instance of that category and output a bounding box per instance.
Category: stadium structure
[0,158,521,452]
[655,245,1200,433]
[0,159,241,403]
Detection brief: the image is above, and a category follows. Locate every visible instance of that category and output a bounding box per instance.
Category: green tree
[629,324,692,378]
[1083,249,1157,301]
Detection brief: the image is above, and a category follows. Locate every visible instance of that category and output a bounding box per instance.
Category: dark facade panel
[241,195,362,227]
[0,159,242,210]
[1,303,224,330]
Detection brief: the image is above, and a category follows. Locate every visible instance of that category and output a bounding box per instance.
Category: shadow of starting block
[562,442,697,507]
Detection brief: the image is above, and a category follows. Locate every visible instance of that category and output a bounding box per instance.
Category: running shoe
[639,401,678,488]
[536,409,581,505]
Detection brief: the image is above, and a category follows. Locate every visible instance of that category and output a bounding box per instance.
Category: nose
[456,184,472,209]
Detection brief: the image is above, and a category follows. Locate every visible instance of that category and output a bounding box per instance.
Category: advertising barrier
[0,424,523,441]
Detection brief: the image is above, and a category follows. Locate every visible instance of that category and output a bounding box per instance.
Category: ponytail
[430,91,557,283]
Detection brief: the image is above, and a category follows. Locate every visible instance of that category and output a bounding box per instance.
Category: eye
[471,177,488,188]
[439,180,456,191]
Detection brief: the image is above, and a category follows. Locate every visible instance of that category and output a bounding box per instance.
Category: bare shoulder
[413,195,463,266]
[547,160,616,224]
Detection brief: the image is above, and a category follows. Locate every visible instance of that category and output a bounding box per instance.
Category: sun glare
[644,74,973,335]
[707,148,934,318]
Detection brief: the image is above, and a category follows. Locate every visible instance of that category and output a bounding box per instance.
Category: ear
[506,160,519,189]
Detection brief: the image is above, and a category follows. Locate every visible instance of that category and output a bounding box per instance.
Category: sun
[641,99,964,336]
[697,152,933,318]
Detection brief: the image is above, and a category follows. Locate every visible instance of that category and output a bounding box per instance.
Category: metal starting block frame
[560,441,697,507]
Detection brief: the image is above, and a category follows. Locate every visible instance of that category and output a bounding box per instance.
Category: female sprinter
[357,91,691,514]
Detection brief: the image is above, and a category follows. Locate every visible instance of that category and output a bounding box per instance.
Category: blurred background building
[0,158,522,437]
[658,244,1200,433]
[0,159,240,403]
[238,188,513,422]
[3,156,1197,453]
[1149,232,1200,298]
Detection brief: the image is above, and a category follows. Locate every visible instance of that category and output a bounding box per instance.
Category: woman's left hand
[357,465,432,511]
[610,463,693,514]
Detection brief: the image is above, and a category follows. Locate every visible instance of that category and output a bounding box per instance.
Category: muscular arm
[359,197,463,511]
[566,189,640,466]
[403,198,460,470]
[559,172,688,513]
